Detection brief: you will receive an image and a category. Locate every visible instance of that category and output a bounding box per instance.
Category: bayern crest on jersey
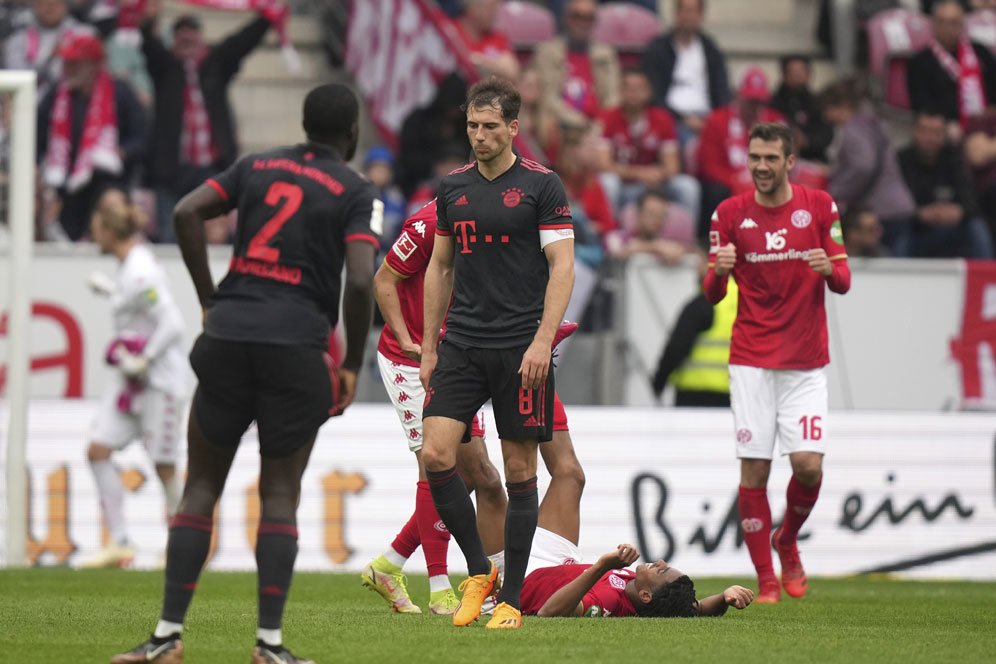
[791,209,812,228]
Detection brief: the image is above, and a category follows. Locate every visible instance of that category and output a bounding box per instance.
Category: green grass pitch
[2,569,995,663]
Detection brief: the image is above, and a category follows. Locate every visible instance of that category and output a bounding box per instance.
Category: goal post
[2,70,37,568]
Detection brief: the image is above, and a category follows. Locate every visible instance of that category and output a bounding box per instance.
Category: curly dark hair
[462,76,521,122]
[635,575,698,618]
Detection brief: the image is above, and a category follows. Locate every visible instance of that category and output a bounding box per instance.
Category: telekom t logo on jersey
[453,220,511,254]
[454,220,478,254]
[765,229,788,251]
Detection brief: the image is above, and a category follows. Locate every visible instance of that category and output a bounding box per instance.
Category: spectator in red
[605,187,696,265]
[557,127,617,240]
[641,0,730,148]
[452,0,519,80]
[696,66,783,238]
[36,32,147,242]
[599,67,700,223]
[140,3,274,242]
[907,0,996,141]
[532,0,621,130]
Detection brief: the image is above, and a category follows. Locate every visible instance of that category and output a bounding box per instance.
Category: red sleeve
[650,108,678,147]
[384,203,436,277]
[826,259,851,294]
[697,109,734,188]
[819,193,850,293]
[703,266,730,304]
[703,206,732,304]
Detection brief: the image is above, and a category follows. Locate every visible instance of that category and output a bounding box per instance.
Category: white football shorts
[377,351,486,452]
[91,386,185,464]
[729,364,828,459]
[526,527,583,576]
[377,352,426,452]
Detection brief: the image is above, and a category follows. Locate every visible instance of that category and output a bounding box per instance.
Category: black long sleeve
[114,79,148,167]
[652,294,714,396]
[211,16,270,82]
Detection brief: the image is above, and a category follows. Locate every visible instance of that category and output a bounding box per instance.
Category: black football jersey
[203,144,381,348]
[436,156,573,348]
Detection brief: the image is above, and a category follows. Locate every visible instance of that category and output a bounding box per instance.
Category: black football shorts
[189,334,337,458]
[424,339,554,443]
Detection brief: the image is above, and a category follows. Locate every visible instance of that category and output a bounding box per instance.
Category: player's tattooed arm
[175,184,230,312]
[537,544,639,618]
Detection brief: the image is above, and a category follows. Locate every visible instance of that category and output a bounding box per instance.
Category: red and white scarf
[930,37,988,127]
[181,57,218,167]
[44,71,122,192]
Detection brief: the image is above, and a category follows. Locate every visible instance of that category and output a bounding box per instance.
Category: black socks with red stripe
[161,513,213,624]
[256,522,299,630]
[498,476,538,610]
[426,466,490,576]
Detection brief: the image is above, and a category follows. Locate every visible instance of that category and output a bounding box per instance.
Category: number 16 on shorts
[730,365,828,458]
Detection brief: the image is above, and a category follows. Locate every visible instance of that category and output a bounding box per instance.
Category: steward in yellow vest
[651,280,738,407]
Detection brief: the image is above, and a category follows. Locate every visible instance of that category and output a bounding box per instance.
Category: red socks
[390,511,420,559]
[779,476,821,544]
[415,480,451,577]
[738,486,774,578]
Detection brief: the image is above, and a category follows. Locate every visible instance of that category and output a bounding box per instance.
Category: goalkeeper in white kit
[80,190,191,569]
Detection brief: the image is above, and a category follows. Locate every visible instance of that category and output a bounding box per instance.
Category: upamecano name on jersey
[744,249,812,263]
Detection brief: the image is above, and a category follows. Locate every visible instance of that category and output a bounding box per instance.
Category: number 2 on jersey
[247,182,304,263]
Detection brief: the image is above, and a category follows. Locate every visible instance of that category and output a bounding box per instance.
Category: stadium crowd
[2,0,996,267]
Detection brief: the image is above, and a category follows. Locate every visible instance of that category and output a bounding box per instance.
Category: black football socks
[498,477,539,610]
[426,466,490,575]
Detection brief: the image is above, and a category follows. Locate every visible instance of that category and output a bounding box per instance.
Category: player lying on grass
[517,461,754,618]
[521,544,754,618]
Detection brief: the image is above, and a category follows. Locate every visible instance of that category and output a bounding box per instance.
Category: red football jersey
[706,185,849,370]
[599,106,678,167]
[377,201,438,367]
[520,564,638,617]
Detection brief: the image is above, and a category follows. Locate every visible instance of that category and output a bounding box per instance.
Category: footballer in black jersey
[419,76,575,630]
[112,84,377,664]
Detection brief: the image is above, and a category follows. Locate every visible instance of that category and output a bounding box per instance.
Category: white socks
[429,575,451,593]
[154,620,182,639]
[488,551,506,580]
[257,627,282,647]
[384,547,407,569]
[90,459,127,545]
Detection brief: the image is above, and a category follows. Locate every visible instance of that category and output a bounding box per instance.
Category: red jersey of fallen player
[378,200,438,368]
[703,184,851,370]
[520,564,638,617]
